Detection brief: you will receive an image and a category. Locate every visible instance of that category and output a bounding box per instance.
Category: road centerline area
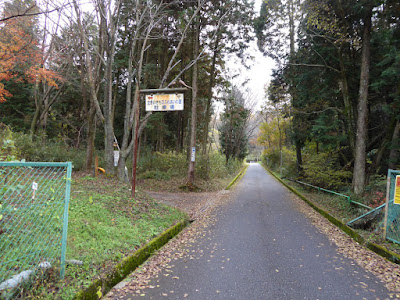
[107,163,395,300]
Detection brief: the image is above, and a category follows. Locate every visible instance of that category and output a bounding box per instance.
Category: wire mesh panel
[386,169,400,244]
[0,162,72,294]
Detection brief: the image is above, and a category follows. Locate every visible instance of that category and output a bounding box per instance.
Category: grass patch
[16,172,187,299]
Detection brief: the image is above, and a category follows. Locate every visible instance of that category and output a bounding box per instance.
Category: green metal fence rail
[346,202,386,227]
[288,178,372,211]
[0,162,72,294]
[385,169,400,244]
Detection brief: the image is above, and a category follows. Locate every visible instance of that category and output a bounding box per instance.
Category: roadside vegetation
[253,0,400,257]
[262,155,400,256]
[18,175,187,300]
[0,125,244,299]
[138,151,243,192]
[2,0,400,297]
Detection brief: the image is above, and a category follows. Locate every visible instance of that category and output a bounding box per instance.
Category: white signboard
[145,93,184,111]
[113,151,120,167]
[191,147,196,162]
[32,182,38,200]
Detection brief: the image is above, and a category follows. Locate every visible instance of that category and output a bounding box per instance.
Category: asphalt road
[126,163,392,299]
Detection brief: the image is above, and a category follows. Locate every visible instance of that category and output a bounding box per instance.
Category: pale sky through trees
[226,0,275,111]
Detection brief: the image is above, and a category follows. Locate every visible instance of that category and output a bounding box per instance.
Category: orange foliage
[0,15,62,102]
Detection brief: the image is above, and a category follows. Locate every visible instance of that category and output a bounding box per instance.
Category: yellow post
[95,156,99,178]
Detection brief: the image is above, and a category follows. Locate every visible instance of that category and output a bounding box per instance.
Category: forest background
[0,0,399,198]
[2,1,400,298]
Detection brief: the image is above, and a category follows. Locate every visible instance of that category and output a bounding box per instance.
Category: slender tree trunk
[104,53,115,173]
[389,81,400,169]
[42,85,49,130]
[176,111,183,153]
[288,0,295,55]
[117,44,135,180]
[30,81,41,139]
[86,107,96,170]
[277,112,283,176]
[187,15,200,186]
[295,140,303,173]
[338,47,355,154]
[288,0,303,173]
[352,6,372,195]
[202,30,221,155]
[225,102,233,164]
[389,120,400,169]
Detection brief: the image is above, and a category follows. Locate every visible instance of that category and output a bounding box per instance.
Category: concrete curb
[73,220,189,300]
[225,164,249,190]
[73,165,249,299]
[260,163,400,265]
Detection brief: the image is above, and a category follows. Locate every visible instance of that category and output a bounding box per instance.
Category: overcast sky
[225,0,276,111]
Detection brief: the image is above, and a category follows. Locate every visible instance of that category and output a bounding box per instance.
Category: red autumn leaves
[0,14,61,103]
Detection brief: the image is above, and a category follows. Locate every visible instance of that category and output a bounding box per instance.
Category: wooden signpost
[131,87,187,198]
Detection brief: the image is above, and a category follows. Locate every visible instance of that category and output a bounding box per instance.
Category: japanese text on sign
[145,93,184,111]
[394,175,400,205]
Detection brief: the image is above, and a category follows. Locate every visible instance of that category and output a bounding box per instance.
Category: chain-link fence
[0,162,72,295]
[385,169,400,244]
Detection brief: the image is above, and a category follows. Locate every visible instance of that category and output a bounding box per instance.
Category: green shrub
[10,132,87,170]
[138,150,243,180]
[261,147,297,177]
[302,151,352,189]
[0,123,19,161]
[196,152,242,179]
[138,151,187,176]
[362,174,387,207]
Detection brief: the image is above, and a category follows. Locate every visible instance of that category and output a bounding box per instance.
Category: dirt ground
[145,190,231,221]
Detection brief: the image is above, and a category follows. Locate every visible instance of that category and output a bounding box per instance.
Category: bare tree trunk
[288,0,303,174]
[225,102,233,164]
[338,47,355,154]
[288,0,295,55]
[202,25,221,155]
[30,81,41,139]
[86,107,96,170]
[42,85,49,130]
[389,120,400,169]
[116,2,152,181]
[295,141,303,173]
[352,6,372,195]
[176,111,183,152]
[187,14,200,185]
[277,111,283,176]
[102,1,120,173]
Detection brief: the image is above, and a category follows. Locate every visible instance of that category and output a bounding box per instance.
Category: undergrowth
[264,164,400,256]
[138,151,243,192]
[0,124,87,170]
[13,173,186,299]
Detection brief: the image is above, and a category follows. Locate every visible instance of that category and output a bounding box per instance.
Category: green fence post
[383,170,391,240]
[60,162,72,279]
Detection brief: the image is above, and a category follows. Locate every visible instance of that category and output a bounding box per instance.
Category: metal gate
[0,162,72,293]
[385,169,400,244]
